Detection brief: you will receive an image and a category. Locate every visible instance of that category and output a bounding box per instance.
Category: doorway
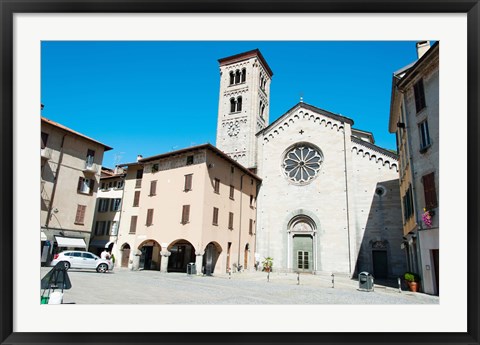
[293,235,313,273]
[372,250,388,279]
[432,249,439,295]
[121,244,130,268]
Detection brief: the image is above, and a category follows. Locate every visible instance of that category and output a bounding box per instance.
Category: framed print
[1,1,479,345]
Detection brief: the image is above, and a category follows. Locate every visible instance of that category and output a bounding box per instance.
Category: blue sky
[41,41,418,167]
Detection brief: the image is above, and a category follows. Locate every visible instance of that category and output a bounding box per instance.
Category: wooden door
[122,248,130,267]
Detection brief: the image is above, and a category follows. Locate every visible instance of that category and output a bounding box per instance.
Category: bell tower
[215,49,273,170]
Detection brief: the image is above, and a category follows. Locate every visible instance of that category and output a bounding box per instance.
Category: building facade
[113,144,260,274]
[389,41,439,295]
[216,50,407,278]
[41,117,112,264]
[88,167,126,257]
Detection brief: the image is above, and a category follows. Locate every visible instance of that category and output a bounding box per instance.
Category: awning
[89,239,113,248]
[41,231,47,241]
[55,236,87,248]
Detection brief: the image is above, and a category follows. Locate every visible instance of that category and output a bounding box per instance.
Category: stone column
[160,250,171,273]
[195,251,204,275]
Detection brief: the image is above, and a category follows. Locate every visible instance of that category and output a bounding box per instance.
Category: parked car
[50,251,113,273]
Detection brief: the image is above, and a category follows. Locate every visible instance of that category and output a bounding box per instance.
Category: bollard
[297,272,300,285]
[229,270,232,279]
[331,273,335,288]
[267,271,270,282]
[398,277,402,293]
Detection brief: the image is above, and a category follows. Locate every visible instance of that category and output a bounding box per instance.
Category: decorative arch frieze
[261,111,345,144]
[351,142,399,171]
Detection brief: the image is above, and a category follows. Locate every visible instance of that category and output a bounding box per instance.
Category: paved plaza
[40,267,439,305]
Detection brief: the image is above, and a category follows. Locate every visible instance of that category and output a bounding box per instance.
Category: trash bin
[187,263,196,275]
[358,272,374,291]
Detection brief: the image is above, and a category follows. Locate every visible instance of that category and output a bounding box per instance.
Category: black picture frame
[1,1,479,344]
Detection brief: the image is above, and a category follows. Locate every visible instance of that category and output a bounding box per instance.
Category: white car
[50,251,113,273]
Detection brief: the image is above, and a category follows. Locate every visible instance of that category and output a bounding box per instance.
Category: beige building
[389,41,439,295]
[114,144,260,274]
[41,117,112,264]
[88,167,126,257]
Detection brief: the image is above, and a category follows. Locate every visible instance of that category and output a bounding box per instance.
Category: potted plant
[422,208,434,228]
[262,257,273,272]
[404,272,421,292]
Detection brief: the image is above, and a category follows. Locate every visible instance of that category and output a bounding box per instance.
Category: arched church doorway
[121,243,130,268]
[288,216,316,273]
[168,239,196,273]
[202,242,222,275]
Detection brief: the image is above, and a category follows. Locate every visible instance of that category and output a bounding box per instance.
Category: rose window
[282,145,323,184]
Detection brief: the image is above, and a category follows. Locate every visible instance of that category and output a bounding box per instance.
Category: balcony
[83,158,98,174]
[41,147,52,160]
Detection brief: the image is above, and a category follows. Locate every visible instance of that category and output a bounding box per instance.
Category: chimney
[136,155,143,162]
[416,41,431,59]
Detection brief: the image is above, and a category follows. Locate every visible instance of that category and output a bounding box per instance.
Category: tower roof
[218,49,273,77]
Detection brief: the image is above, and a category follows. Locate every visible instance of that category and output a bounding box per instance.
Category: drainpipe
[237,173,246,269]
[342,124,352,274]
[45,133,67,229]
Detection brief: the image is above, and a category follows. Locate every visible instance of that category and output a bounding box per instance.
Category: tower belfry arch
[215,49,273,170]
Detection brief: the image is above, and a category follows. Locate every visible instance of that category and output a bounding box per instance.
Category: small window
[117,180,124,189]
[214,178,220,194]
[86,149,95,167]
[228,212,234,230]
[231,166,235,174]
[229,185,235,200]
[181,205,190,224]
[422,172,438,210]
[230,98,236,113]
[184,174,193,191]
[152,163,159,173]
[418,120,431,151]
[186,155,194,165]
[133,191,140,207]
[235,70,241,84]
[229,71,234,85]
[100,182,106,190]
[41,132,49,149]
[212,207,219,226]
[413,79,426,113]
[111,198,121,211]
[74,205,86,225]
[77,177,94,195]
[129,216,138,234]
[146,209,154,226]
[241,68,246,83]
[136,169,144,179]
[111,221,118,236]
[150,180,157,196]
[249,219,254,235]
[237,96,242,112]
[250,195,255,208]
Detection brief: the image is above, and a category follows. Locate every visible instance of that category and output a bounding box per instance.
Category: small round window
[282,144,323,184]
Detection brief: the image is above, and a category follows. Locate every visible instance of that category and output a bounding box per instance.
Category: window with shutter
[249,219,254,235]
[133,191,140,207]
[184,174,193,191]
[146,209,154,226]
[213,207,219,225]
[422,173,438,210]
[181,205,190,224]
[214,178,220,194]
[228,212,234,230]
[130,216,138,234]
[74,205,86,225]
[413,79,426,113]
[229,185,234,200]
[150,180,157,196]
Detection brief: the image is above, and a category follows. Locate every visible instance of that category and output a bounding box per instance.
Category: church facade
[216,49,406,278]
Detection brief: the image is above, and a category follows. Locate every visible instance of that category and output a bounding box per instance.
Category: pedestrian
[101,248,110,260]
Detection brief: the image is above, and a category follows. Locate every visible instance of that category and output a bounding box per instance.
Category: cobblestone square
[41,267,439,305]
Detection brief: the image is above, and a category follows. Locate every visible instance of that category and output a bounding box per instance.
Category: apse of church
[216,49,406,278]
